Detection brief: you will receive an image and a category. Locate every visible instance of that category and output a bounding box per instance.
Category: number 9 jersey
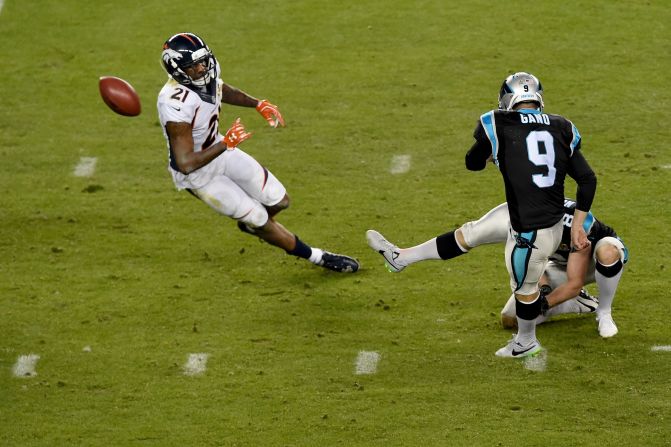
[157,77,223,190]
[466,108,596,233]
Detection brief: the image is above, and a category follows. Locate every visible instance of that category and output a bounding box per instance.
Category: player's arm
[465,121,493,171]
[545,248,590,307]
[166,122,226,175]
[221,83,285,127]
[465,139,492,171]
[567,151,597,250]
[221,83,259,107]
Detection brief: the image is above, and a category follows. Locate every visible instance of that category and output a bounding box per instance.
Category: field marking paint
[183,353,209,376]
[0,1,4,15]
[355,351,380,375]
[12,354,40,378]
[74,157,97,177]
[390,154,411,174]
[651,345,671,352]
[523,350,547,372]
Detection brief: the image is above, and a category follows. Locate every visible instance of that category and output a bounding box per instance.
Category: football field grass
[1,0,670,445]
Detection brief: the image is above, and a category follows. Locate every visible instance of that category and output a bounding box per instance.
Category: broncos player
[367,199,626,338]
[157,33,358,273]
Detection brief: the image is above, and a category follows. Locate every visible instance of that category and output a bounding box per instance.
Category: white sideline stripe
[651,345,671,352]
[523,350,547,372]
[390,154,411,174]
[74,157,97,177]
[183,353,209,376]
[12,354,40,378]
[355,351,380,375]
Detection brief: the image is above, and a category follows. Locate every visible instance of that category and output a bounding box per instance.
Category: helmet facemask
[180,48,216,88]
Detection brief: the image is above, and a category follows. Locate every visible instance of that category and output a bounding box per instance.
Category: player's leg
[220,148,358,272]
[500,263,597,328]
[366,202,510,272]
[593,237,627,337]
[497,221,562,358]
[365,228,468,273]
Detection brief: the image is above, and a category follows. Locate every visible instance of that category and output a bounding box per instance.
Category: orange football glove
[255,99,285,128]
[223,118,252,149]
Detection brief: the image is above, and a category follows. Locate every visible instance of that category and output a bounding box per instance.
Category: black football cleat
[319,252,359,273]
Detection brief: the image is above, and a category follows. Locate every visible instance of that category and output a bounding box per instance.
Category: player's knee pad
[515,295,542,321]
[239,205,269,228]
[594,236,628,265]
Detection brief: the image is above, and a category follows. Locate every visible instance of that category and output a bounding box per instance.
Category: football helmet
[161,33,218,89]
[498,72,544,111]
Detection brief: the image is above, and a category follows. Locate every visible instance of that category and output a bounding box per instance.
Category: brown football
[99,76,142,117]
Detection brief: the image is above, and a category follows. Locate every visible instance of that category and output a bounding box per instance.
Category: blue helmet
[161,33,218,88]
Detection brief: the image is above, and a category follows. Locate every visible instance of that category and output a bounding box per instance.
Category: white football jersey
[157,78,224,189]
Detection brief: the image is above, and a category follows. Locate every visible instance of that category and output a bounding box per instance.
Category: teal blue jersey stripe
[480,111,498,166]
[570,122,581,153]
[583,211,595,233]
[511,231,535,291]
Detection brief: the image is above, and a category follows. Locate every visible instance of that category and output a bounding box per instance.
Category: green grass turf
[1,0,670,445]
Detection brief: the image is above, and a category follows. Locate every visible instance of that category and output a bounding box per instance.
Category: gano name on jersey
[157,78,224,190]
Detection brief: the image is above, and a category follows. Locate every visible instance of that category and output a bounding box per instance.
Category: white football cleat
[597,312,618,338]
[495,336,543,358]
[365,229,407,273]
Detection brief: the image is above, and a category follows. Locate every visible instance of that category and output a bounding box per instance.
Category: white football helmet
[498,72,544,111]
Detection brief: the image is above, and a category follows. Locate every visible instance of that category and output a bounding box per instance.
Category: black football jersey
[550,199,619,264]
[469,109,587,232]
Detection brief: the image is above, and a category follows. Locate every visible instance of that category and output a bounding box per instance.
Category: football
[99,76,142,117]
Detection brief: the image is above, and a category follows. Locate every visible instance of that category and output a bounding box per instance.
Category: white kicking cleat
[495,336,543,358]
[365,229,407,273]
[596,312,618,338]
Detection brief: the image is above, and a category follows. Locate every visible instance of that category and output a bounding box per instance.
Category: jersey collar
[518,108,542,114]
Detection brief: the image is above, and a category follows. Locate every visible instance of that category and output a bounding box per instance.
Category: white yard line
[355,351,380,375]
[390,154,411,174]
[651,345,671,352]
[12,354,40,378]
[74,156,97,177]
[183,353,209,376]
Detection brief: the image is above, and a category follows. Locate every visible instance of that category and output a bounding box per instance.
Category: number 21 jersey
[157,78,223,190]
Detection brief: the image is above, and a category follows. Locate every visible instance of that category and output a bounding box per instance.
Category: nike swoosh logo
[170,105,181,111]
[378,250,396,264]
[512,345,535,356]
